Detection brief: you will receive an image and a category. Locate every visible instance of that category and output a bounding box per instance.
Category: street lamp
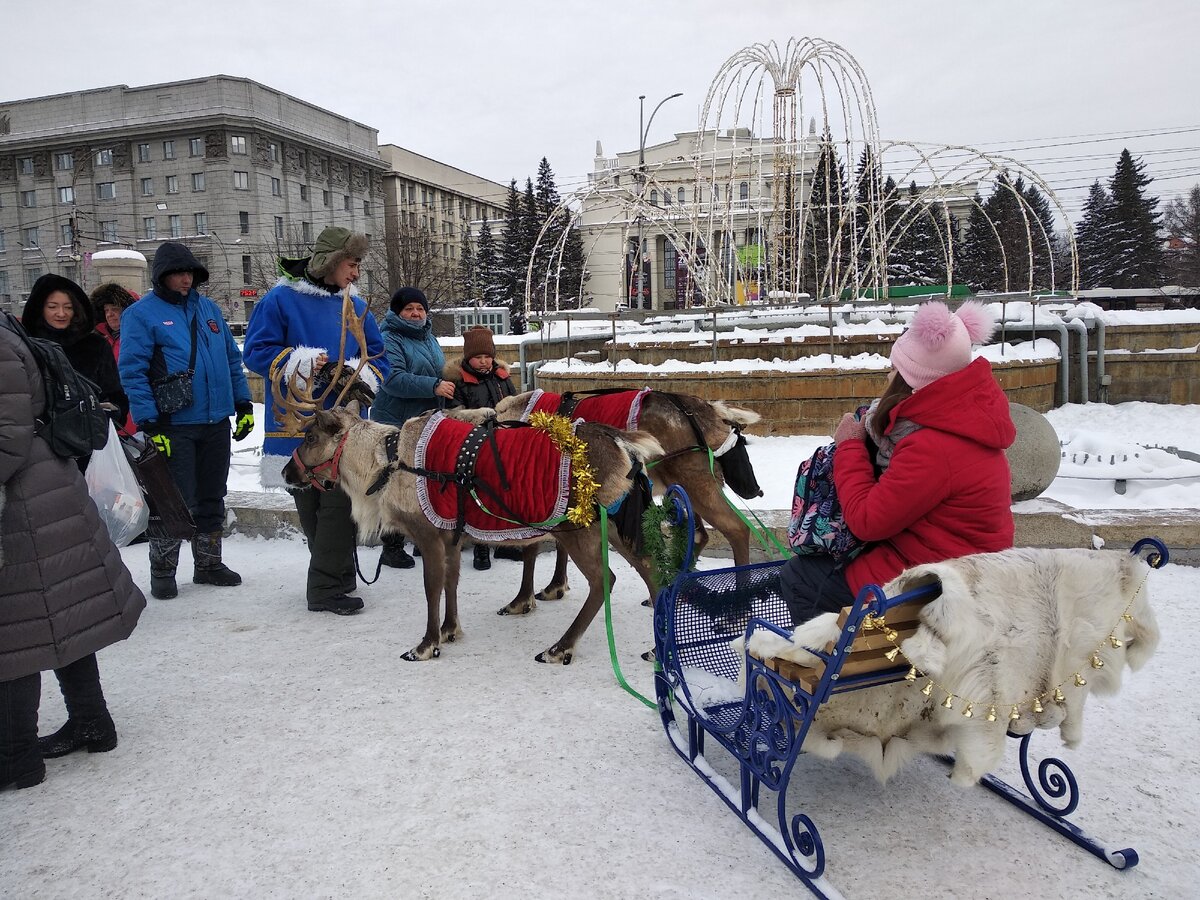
[204,231,235,317]
[635,91,682,311]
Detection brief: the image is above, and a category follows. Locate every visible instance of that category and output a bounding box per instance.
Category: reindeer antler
[271,287,385,434]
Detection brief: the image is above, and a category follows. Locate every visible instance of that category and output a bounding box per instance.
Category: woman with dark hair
[781,300,1016,625]
[21,274,129,455]
[90,282,139,435]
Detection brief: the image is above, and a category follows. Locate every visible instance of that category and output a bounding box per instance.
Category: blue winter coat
[118,289,251,428]
[371,311,446,426]
[242,277,387,464]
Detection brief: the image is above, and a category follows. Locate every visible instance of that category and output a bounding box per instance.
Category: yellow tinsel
[529,411,599,527]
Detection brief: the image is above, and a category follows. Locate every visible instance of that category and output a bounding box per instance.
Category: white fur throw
[747,548,1159,786]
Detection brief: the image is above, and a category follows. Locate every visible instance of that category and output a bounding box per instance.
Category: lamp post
[204,231,234,318]
[635,91,682,311]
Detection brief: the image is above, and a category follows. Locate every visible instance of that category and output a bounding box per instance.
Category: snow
[90,249,148,262]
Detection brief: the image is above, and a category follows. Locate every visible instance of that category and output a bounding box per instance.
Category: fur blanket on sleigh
[744,547,1159,786]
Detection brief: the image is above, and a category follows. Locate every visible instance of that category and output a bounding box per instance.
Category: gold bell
[1091,655,1105,669]
[884,629,899,642]
[1109,636,1124,649]
[961,703,974,718]
[1009,706,1021,721]
[1032,697,1045,714]
[1074,673,1088,687]
[1053,687,1066,703]
[921,681,935,697]
[1122,613,1133,622]
[941,694,955,709]
[904,667,919,682]
[986,706,998,722]
[863,615,879,632]
[885,647,900,662]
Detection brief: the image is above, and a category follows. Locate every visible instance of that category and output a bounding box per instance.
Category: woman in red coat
[782,300,1016,625]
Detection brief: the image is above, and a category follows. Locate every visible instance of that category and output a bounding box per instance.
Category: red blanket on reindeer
[518,388,650,432]
[415,412,572,542]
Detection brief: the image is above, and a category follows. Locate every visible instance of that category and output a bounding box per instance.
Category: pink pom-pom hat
[889,300,996,390]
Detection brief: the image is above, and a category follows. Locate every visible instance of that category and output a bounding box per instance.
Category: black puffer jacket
[21,274,129,428]
[451,359,517,410]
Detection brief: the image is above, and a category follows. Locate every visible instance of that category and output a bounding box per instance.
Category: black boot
[149,538,181,599]
[493,545,524,561]
[37,714,118,758]
[380,534,415,569]
[192,532,242,586]
[307,594,365,616]
[473,544,491,571]
[1,673,45,791]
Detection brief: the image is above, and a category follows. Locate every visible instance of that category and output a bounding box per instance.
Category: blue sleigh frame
[651,485,1168,899]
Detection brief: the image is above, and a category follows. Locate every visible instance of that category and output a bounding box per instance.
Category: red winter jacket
[836,357,1016,594]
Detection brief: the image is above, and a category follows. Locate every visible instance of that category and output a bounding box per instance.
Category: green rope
[599,507,656,710]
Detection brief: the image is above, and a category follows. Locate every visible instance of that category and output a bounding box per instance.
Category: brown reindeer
[283,404,663,664]
[493,389,762,605]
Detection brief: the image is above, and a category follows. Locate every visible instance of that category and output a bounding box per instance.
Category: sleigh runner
[651,486,1166,899]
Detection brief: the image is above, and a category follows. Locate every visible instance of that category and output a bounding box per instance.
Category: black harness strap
[365,431,401,496]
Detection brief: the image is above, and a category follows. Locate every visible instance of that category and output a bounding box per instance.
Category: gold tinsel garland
[863,570,1150,724]
[529,411,599,527]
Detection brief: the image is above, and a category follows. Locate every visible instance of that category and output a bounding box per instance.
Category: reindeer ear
[344,399,362,417]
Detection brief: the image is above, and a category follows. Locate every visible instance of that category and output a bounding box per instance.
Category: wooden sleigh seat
[651,485,1168,900]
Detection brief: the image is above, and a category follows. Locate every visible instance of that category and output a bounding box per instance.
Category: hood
[90,282,138,325]
[22,273,94,343]
[151,241,210,293]
[382,309,433,338]
[888,357,1016,450]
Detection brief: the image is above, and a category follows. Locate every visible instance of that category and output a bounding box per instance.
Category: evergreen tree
[1075,180,1115,289]
[803,136,849,297]
[890,182,945,286]
[1163,185,1200,285]
[558,215,588,308]
[957,193,1001,291]
[520,177,540,321]
[475,216,503,308]
[499,179,526,331]
[852,146,886,282]
[1021,179,1059,290]
[1106,149,1164,288]
[455,227,477,304]
[773,169,801,296]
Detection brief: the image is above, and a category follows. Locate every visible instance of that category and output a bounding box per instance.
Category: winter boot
[149,538,181,599]
[493,545,524,561]
[380,533,415,569]
[472,544,491,571]
[37,713,118,758]
[192,532,242,586]
[307,594,365,616]
[0,674,45,790]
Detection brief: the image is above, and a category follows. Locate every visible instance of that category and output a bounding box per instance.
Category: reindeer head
[282,407,364,490]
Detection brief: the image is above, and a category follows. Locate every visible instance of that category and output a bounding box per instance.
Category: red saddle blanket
[415,412,572,541]
[519,388,649,431]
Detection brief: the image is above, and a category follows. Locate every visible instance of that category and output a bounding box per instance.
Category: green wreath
[642,499,694,591]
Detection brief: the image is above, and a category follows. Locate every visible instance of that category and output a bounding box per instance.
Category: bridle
[290,430,352,491]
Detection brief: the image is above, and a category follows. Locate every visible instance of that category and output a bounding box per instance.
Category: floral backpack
[787,442,867,562]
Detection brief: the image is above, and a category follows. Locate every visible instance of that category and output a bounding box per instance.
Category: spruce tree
[1021,179,1059,290]
[1106,149,1164,288]
[852,146,885,283]
[773,169,801,296]
[803,136,849,297]
[499,179,526,331]
[1163,185,1200,285]
[475,216,502,308]
[1075,180,1115,289]
[520,177,541,321]
[957,193,1000,291]
[456,228,477,304]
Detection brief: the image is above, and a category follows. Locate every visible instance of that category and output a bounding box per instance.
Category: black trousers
[779,554,856,626]
[292,485,357,602]
[162,421,231,534]
[0,654,108,771]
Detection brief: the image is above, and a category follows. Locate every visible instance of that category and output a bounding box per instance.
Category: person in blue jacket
[242,227,387,616]
[119,242,253,600]
[370,286,453,569]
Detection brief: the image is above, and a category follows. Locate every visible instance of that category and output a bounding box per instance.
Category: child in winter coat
[450,326,517,569]
[781,300,1016,626]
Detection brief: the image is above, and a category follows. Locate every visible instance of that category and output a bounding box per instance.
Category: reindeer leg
[536,530,613,665]
[402,534,444,661]
[536,544,571,601]
[441,532,464,643]
[498,543,538,616]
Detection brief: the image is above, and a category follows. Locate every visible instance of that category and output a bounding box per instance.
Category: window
[100,221,118,242]
[407,185,415,203]
[239,211,250,234]
[94,149,113,166]
[678,187,685,204]
[297,150,307,170]
[663,189,671,206]
[55,152,74,171]
[27,267,43,286]
[163,140,176,160]
[166,175,179,194]
[20,190,36,208]
[363,200,371,216]
[194,212,207,233]
[143,217,157,240]
[24,227,39,247]
[58,186,73,204]
[230,135,247,155]
[242,254,253,285]
[18,157,33,175]
[739,182,749,201]
[343,195,350,211]
[141,177,154,196]
[664,243,677,292]
[192,172,206,192]
[271,177,281,196]
[421,187,428,205]
[274,216,284,240]
[613,174,620,186]
[0,270,9,297]
[168,215,182,238]
[189,138,203,157]
[268,142,279,163]
[0,230,5,251]
[322,190,330,207]
[302,221,312,242]
[96,182,116,201]
[60,223,74,246]
[649,190,658,206]
[137,143,151,163]
[232,171,249,190]
[299,184,308,202]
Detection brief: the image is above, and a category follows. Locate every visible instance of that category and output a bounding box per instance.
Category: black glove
[233,400,255,441]
[317,361,376,407]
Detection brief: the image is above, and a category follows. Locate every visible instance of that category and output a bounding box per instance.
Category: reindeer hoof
[401,644,441,662]
[440,625,463,643]
[641,648,656,663]
[535,585,568,602]
[535,646,573,665]
[498,598,535,616]
[641,597,654,608]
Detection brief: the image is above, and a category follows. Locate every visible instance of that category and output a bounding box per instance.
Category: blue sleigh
[651,486,1168,899]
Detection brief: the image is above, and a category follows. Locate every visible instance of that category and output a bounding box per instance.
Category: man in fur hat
[243,226,388,616]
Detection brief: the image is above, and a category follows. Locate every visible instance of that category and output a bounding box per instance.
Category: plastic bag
[85,420,150,547]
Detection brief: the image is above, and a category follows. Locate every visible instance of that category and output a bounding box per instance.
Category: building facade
[0,76,387,318]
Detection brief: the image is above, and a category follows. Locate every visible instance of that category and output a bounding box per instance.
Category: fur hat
[462,326,496,360]
[889,300,996,390]
[90,282,137,322]
[307,226,369,281]
[390,286,428,315]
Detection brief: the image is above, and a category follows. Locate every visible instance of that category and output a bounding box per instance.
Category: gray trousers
[291,485,357,602]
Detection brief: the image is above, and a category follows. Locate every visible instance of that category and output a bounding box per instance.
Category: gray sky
[5,0,1198,219]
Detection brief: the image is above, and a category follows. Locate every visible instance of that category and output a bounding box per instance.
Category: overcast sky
[5,0,1198,219]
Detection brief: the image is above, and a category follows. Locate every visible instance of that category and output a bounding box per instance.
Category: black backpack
[3,312,110,458]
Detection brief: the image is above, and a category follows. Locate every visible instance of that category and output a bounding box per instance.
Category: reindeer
[493,389,762,605]
[282,402,663,664]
